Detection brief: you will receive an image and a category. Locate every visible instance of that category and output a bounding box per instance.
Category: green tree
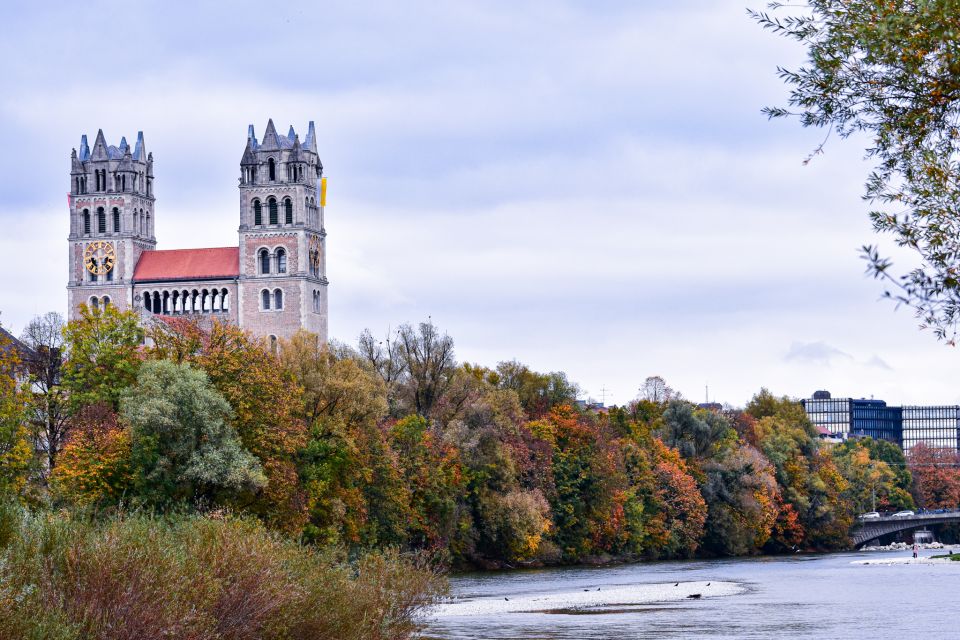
[149,318,307,531]
[753,2,960,341]
[659,400,733,460]
[121,359,265,508]
[62,304,143,411]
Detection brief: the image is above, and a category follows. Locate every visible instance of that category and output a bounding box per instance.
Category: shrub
[0,506,445,640]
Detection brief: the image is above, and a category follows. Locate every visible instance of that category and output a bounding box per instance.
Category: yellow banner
[320,177,327,207]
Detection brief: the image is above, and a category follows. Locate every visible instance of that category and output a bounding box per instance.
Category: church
[66,120,329,346]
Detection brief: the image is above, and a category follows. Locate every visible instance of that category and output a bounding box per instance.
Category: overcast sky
[2,0,958,408]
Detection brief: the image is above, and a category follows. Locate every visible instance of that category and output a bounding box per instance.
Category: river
[422,548,960,639]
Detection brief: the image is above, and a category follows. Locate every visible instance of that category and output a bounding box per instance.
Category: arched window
[261,289,271,310]
[83,209,91,235]
[269,335,278,354]
[268,197,278,225]
[276,248,287,274]
[253,200,262,226]
[89,296,99,311]
[284,198,293,224]
[268,158,276,181]
[259,248,270,274]
[102,296,111,308]
[146,212,151,235]
[96,207,106,233]
[112,207,120,232]
[221,288,229,312]
[274,288,283,310]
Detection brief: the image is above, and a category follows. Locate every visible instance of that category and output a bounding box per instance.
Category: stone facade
[66,120,329,344]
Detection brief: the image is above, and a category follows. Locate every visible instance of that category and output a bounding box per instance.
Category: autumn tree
[19,312,69,476]
[50,404,131,507]
[388,414,465,550]
[908,442,960,509]
[279,331,396,546]
[701,444,780,556]
[647,439,707,557]
[528,405,625,561]
[493,361,580,418]
[0,328,33,497]
[62,304,144,411]
[833,437,914,512]
[753,1,960,340]
[121,360,265,508]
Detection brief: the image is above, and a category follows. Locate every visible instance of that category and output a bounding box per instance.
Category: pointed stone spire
[71,148,83,173]
[134,131,145,161]
[79,134,90,161]
[304,121,318,153]
[91,129,109,161]
[118,145,135,171]
[247,124,258,149]
[261,118,281,151]
[287,125,296,141]
[288,134,303,162]
[240,138,258,165]
[119,136,128,152]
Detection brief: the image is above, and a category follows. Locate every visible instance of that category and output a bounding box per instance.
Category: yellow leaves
[52,424,132,507]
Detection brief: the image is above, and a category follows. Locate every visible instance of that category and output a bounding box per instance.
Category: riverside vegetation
[2,307,959,637]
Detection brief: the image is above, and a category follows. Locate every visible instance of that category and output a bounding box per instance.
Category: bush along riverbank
[0,504,444,640]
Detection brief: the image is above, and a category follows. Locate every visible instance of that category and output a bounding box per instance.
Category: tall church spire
[261,119,281,151]
[134,131,146,161]
[304,121,317,153]
[91,129,109,161]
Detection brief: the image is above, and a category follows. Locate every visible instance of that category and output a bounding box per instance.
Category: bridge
[851,511,960,547]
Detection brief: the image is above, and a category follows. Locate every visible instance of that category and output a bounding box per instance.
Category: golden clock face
[84,241,116,275]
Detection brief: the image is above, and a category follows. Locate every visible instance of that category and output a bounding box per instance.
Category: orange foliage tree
[909,442,960,510]
[52,404,132,506]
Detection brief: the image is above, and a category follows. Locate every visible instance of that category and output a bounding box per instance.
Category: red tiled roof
[133,247,239,282]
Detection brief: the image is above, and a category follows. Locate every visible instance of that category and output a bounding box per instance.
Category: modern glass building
[802,391,851,436]
[901,406,960,453]
[802,391,960,454]
[850,399,902,446]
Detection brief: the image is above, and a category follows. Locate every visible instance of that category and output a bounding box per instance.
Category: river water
[422,549,960,639]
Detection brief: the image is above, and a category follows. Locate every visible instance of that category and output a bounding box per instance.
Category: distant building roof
[0,326,35,366]
[133,247,240,282]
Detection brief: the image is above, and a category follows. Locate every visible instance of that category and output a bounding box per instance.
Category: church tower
[237,120,328,343]
[66,130,156,316]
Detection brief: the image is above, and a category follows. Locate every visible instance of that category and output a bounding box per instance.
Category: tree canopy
[752,1,960,341]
